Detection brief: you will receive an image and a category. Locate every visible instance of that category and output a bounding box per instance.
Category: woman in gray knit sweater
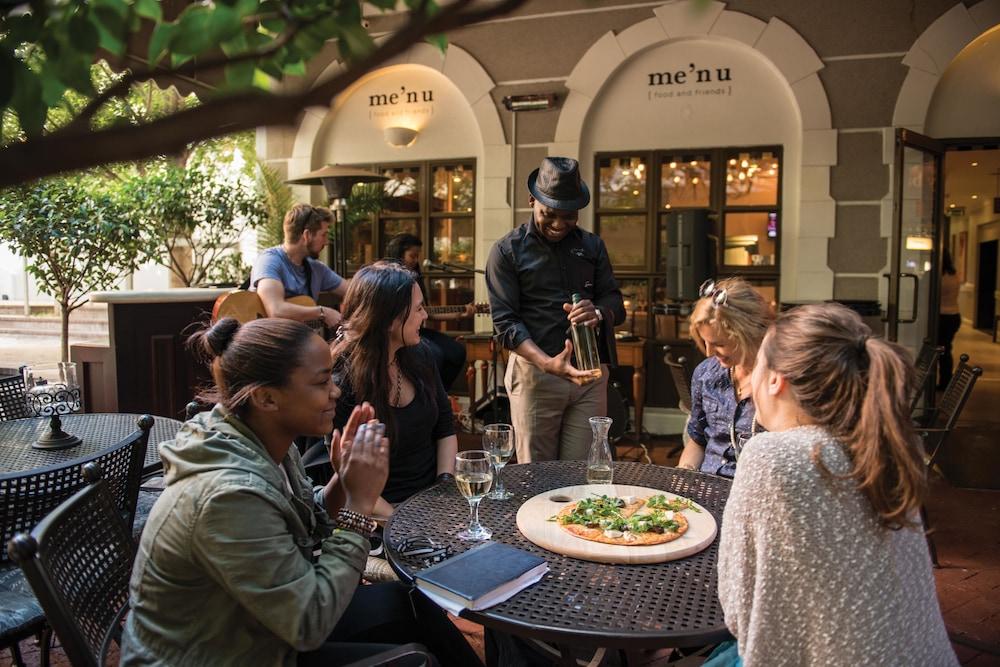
[714,303,956,666]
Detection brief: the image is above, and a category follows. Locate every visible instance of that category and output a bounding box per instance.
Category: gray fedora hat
[527,157,590,211]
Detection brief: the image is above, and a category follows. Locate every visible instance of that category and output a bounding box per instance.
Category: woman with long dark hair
[122,317,480,666]
[385,233,472,390]
[710,303,956,666]
[330,260,458,515]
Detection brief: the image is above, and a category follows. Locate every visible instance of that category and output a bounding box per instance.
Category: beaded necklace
[728,366,757,460]
[390,356,402,407]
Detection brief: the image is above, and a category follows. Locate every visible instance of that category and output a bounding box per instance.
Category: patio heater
[502,94,557,229]
[286,165,388,275]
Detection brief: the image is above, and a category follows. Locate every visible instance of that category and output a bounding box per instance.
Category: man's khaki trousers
[504,353,608,463]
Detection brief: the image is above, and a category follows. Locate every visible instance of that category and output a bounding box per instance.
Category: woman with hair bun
[711,303,956,666]
[680,277,774,477]
[121,317,480,667]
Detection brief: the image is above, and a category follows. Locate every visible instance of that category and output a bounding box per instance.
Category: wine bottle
[570,293,601,372]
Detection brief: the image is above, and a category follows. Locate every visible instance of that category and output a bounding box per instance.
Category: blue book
[414,542,548,610]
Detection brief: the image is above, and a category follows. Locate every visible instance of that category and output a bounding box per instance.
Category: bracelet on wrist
[436,472,455,483]
[335,508,377,539]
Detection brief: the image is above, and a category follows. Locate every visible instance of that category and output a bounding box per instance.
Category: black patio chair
[662,345,693,414]
[910,341,944,412]
[0,369,30,423]
[917,359,982,470]
[342,644,436,667]
[8,463,134,667]
[0,416,150,665]
[9,463,435,667]
[915,359,982,567]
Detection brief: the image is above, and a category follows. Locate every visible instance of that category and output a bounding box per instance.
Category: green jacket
[120,406,369,667]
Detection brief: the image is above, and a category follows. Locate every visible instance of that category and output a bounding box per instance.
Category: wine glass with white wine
[483,423,514,500]
[455,450,493,541]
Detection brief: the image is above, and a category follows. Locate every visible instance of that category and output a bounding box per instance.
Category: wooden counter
[72,289,229,418]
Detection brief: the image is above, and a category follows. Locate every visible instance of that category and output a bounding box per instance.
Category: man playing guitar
[249,204,347,331]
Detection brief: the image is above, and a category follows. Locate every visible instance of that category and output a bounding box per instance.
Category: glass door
[886,129,944,357]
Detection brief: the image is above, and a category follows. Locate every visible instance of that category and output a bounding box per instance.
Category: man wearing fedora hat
[487,157,625,463]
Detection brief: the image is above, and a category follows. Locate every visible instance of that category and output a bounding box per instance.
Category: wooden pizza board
[515,484,718,564]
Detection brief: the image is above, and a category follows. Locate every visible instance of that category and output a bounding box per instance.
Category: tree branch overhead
[0,0,529,187]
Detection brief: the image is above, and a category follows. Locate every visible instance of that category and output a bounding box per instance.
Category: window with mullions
[723,150,780,267]
[345,160,477,330]
[595,146,781,340]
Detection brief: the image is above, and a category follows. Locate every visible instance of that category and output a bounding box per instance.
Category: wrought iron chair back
[916,357,981,568]
[910,342,943,411]
[920,359,982,467]
[0,415,152,564]
[184,400,214,420]
[662,345,693,414]
[0,369,30,422]
[7,463,135,667]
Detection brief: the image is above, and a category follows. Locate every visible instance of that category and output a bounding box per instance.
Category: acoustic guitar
[212,290,490,327]
[212,290,320,324]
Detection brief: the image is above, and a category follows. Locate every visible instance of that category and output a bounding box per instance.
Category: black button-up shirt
[486,219,625,365]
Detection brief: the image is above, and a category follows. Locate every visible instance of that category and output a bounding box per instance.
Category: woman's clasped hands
[331,401,389,517]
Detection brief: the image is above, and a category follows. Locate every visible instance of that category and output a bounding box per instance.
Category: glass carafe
[586,416,614,485]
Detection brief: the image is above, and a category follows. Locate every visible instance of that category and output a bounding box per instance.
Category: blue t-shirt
[686,356,759,479]
[249,247,343,300]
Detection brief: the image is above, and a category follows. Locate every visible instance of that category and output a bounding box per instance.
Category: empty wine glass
[455,450,493,541]
[484,423,514,500]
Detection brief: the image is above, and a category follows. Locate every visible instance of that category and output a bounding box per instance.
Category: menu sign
[368,85,435,122]
[646,62,733,101]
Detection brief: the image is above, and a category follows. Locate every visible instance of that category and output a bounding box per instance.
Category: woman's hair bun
[189,317,241,362]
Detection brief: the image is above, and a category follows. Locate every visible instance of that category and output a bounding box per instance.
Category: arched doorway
[553,3,836,303]
[889,3,1000,347]
[269,44,508,312]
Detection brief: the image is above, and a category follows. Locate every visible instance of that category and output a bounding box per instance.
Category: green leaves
[7,58,45,136]
[122,135,268,286]
[147,23,176,66]
[425,33,447,53]
[134,0,162,22]
[172,4,244,58]
[0,172,147,315]
[0,0,491,184]
[91,0,130,55]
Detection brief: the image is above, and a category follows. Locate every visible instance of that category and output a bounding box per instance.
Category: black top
[486,219,625,363]
[333,344,454,504]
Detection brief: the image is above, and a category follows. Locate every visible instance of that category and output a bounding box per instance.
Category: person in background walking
[938,249,962,390]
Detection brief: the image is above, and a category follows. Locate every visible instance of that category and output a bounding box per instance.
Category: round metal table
[0,413,183,476]
[385,460,733,651]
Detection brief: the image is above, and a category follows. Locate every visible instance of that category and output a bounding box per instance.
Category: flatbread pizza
[552,493,699,546]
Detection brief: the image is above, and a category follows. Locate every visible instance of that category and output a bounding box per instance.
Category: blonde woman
[679,277,773,477]
[711,302,956,666]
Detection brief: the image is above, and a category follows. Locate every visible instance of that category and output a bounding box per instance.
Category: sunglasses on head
[699,279,728,307]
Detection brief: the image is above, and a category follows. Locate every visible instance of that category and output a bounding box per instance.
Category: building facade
[256,0,1000,427]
